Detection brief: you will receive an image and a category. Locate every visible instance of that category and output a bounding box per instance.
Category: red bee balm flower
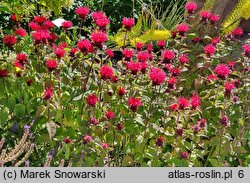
[167,77,177,89]
[43,86,54,100]
[105,110,115,120]
[220,116,229,126]
[243,44,250,58]
[224,81,235,96]
[215,64,230,79]
[128,97,142,112]
[149,67,166,86]
[198,118,207,128]
[210,14,220,24]
[117,87,126,97]
[200,11,211,20]
[170,103,179,111]
[162,49,175,63]
[180,152,189,159]
[100,65,114,80]
[178,97,189,110]
[155,137,164,147]
[117,123,123,131]
[157,40,166,49]
[46,60,58,71]
[204,44,216,57]
[54,48,66,59]
[77,39,94,55]
[16,53,27,64]
[15,28,27,37]
[122,48,134,60]
[176,23,189,36]
[137,51,150,62]
[2,35,17,48]
[106,49,114,58]
[185,2,198,14]
[62,20,73,29]
[83,134,92,144]
[0,69,8,78]
[122,17,135,31]
[232,27,243,38]
[75,6,90,20]
[101,142,109,149]
[179,54,189,64]
[190,94,201,110]
[127,62,141,75]
[90,30,108,48]
[136,42,144,51]
[86,94,98,106]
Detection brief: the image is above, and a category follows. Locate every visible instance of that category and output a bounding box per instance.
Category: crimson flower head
[69,48,78,57]
[170,103,178,111]
[106,49,114,58]
[46,59,58,71]
[16,53,27,64]
[10,14,21,22]
[190,94,201,110]
[232,27,244,38]
[101,142,110,149]
[179,54,189,64]
[215,64,230,79]
[122,17,135,31]
[155,137,164,147]
[185,2,198,14]
[75,6,90,20]
[0,69,8,78]
[2,35,17,48]
[92,11,105,20]
[83,134,92,144]
[136,42,144,51]
[122,48,134,61]
[117,87,126,97]
[243,44,250,58]
[64,137,73,144]
[176,23,189,36]
[170,67,181,77]
[43,86,54,100]
[198,118,207,128]
[200,11,211,20]
[86,94,98,106]
[128,62,141,75]
[167,76,177,89]
[100,65,114,80]
[140,62,148,74]
[180,152,189,159]
[162,49,175,63]
[90,30,108,48]
[44,20,54,30]
[62,20,73,29]
[175,128,184,136]
[77,39,94,55]
[137,51,150,62]
[15,28,27,37]
[95,17,110,30]
[224,81,235,96]
[211,36,221,45]
[207,74,218,82]
[157,40,166,49]
[149,67,166,86]
[128,97,142,112]
[105,110,115,120]
[147,43,153,53]
[34,16,47,23]
[90,118,99,125]
[204,44,216,57]
[191,124,201,134]
[54,48,66,59]
[178,97,189,110]
[117,123,123,131]
[210,14,220,25]
[220,116,229,126]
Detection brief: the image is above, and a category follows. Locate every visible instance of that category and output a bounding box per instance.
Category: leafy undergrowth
[0,2,249,167]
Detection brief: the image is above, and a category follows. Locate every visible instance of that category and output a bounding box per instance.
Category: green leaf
[14,104,26,118]
[122,156,134,167]
[0,110,8,127]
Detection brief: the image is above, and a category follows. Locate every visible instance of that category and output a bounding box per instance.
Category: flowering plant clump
[0,1,249,167]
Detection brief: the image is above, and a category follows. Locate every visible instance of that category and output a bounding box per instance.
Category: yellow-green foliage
[203,0,215,11]
[222,0,250,34]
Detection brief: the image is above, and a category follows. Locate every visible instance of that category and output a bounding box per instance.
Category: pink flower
[2,35,17,48]
[136,42,144,51]
[100,65,114,80]
[140,62,148,74]
[210,14,220,24]
[128,62,141,75]
[167,76,177,89]
[122,48,134,60]
[232,27,243,38]
[90,30,108,47]
[86,94,98,106]
[34,16,47,23]
[0,69,8,78]
[190,94,201,110]
[101,142,109,149]
[122,17,135,31]
[157,40,166,49]
[117,87,126,97]
[46,60,58,71]
[215,64,230,79]
[149,67,166,85]
[178,54,189,64]
[83,134,92,144]
[128,97,142,112]
[170,103,179,111]
[220,116,229,126]
[95,17,110,29]
[180,152,189,159]
[211,36,220,45]
[105,110,115,120]
[147,43,153,53]
[198,118,207,128]
[77,39,94,55]
[200,11,211,20]
[155,137,164,147]
[191,124,201,134]
[43,86,54,100]
[117,123,123,131]
[207,74,218,82]
[15,28,27,37]
[75,6,90,20]
[62,20,73,29]
[54,48,66,59]
[137,51,150,62]
[90,118,99,125]
[92,11,106,21]
[44,20,54,29]
[178,97,189,110]
[170,67,181,76]
[185,2,198,14]
[176,23,189,36]
[224,81,235,96]
[243,44,250,58]
[204,44,216,57]
[162,49,175,63]
[106,49,114,58]
[16,53,27,65]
